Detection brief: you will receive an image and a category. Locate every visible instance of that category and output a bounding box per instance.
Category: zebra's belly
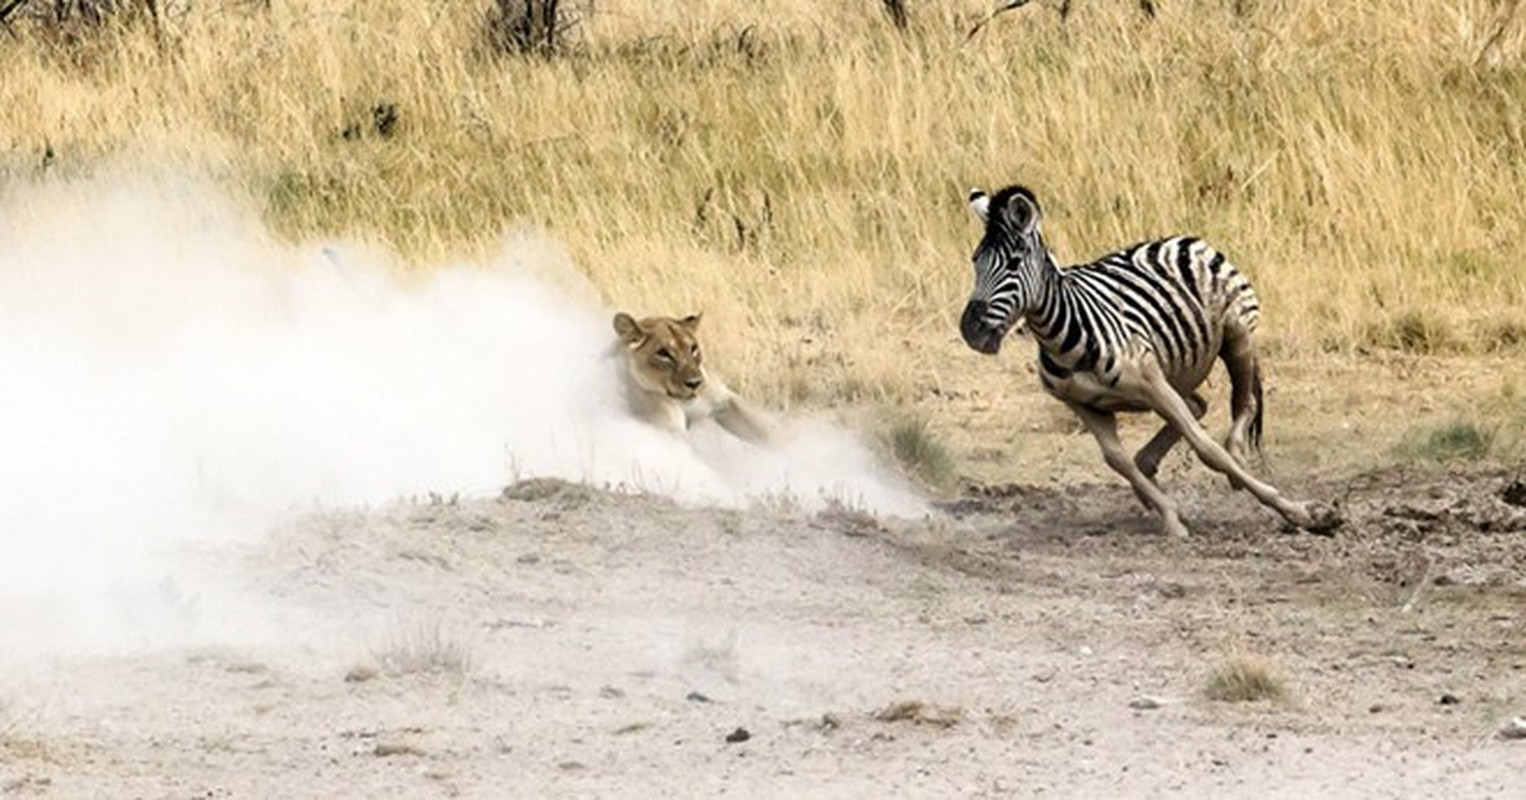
[1163,356,1217,397]
[1038,368,1153,414]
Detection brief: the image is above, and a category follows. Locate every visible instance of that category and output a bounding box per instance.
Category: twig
[1399,550,1435,614]
[1473,0,1523,67]
[965,0,1035,43]
[0,0,29,30]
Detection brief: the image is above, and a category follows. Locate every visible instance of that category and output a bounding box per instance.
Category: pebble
[1501,717,1526,740]
[725,727,751,744]
[1129,697,1162,711]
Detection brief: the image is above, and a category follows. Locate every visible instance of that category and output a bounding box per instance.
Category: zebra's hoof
[1162,516,1191,539]
[1301,502,1343,536]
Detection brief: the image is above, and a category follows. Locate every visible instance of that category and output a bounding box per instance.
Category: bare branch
[965,0,1034,43]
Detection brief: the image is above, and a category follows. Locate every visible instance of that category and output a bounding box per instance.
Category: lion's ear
[679,312,702,331]
[613,312,643,344]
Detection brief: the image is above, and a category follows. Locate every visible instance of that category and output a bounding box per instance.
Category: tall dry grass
[2,0,1523,413]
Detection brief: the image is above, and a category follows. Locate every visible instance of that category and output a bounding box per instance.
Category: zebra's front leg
[1132,392,1208,505]
[1136,363,1342,534]
[1067,401,1191,539]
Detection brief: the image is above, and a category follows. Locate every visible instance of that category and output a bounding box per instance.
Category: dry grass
[2,1,1523,470]
[1205,654,1288,703]
[369,618,475,678]
[887,414,958,488]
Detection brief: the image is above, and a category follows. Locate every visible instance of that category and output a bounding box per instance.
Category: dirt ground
[3,460,1524,798]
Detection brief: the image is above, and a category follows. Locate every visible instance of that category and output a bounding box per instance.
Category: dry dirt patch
[2,466,1524,796]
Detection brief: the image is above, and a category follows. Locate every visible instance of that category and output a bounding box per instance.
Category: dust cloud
[0,172,922,657]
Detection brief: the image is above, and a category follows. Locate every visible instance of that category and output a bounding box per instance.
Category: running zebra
[958,184,1340,537]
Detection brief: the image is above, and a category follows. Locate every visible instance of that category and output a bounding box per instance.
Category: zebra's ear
[1004,191,1040,233]
[968,189,991,222]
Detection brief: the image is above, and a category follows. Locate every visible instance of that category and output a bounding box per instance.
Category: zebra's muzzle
[960,301,1005,355]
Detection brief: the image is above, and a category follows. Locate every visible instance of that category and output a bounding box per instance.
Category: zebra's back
[1066,236,1259,381]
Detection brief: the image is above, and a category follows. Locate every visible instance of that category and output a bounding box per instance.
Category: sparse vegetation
[1399,419,1497,463]
[1205,655,1288,703]
[369,619,474,678]
[888,415,957,488]
[872,699,964,728]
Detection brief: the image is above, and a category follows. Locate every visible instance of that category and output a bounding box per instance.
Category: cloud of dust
[0,172,923,657]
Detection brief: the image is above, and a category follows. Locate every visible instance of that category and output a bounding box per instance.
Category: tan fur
[611,311,774,445]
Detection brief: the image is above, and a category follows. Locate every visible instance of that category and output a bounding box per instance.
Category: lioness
[611,311,774,445]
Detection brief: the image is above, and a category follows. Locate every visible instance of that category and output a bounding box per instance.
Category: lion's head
[613,311,708,401]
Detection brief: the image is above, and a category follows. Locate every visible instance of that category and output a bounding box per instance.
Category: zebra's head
[960,184,1047,355]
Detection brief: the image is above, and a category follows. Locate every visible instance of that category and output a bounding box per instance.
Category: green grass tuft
[888,415,956,489]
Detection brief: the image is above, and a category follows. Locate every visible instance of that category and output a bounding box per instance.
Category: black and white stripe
[958,183,1339,536]
[961,186,1260,433]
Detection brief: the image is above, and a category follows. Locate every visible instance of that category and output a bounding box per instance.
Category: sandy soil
[3,462,1524,798]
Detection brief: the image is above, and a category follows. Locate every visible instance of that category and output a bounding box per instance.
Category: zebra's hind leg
[1067,401,1191,539]
[1219,327,1264,477]
[1135,360,1342,534]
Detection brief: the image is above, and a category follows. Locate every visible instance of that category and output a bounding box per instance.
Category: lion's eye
[655,348,674,362]
[690,345,700,358]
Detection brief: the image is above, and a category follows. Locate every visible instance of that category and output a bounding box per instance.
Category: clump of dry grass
[368,619,475,678]
[872,699,964,728]
[1205,654,1288,703]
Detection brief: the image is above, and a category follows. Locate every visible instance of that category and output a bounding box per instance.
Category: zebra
[957,184,1341,538]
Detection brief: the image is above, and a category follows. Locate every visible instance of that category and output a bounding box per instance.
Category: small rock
[1129,697,1162,711]
[686,691,713,704]
[599,686,625,699]
[724,727,751,744]
[1369,703,1385,714]
[516,553,542,565]
[1501,480,1526,508]
[818,712,841,731]
[344,666,378,683]
[1438,693,1462,706]
[1499,717,1526,740]
[373,742,425,758]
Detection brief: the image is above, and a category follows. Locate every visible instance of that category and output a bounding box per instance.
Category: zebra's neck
[1020,252,1069,348]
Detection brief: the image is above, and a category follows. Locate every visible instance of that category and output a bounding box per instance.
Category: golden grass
[1205,654,1288,703]
[2,1,1524,476]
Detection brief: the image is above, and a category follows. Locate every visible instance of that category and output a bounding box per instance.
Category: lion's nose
[684,376,703,390]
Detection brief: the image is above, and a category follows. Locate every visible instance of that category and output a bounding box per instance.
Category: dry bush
[369,619,475,678]
[483,0,585,56]
[1205,655,1288,703]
